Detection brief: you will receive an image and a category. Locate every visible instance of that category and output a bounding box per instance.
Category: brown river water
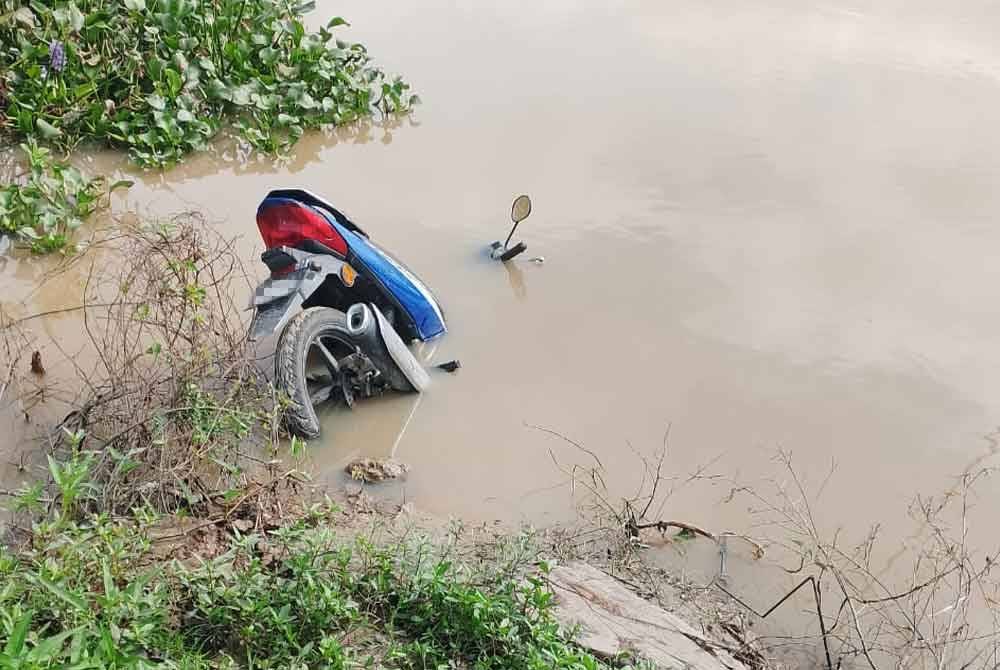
[4,0,1000,640]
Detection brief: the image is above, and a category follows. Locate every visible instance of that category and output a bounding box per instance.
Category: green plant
[47,452,96,524]
[0,140,127,252]
[0,515,191,669]
[178,526,362,668]
[346,540,609,670]
[1,0,418,167]
[0,493,616,670]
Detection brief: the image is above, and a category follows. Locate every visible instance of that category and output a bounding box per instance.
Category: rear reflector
[256,200,348,257]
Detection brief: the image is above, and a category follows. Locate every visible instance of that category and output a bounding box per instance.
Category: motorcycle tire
[275,307,366,439]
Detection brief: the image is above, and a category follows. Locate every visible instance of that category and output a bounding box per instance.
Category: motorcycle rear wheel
[275,307,362,439]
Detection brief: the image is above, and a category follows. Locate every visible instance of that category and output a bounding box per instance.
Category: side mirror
[511,195,532,224]
[490,194,534,262]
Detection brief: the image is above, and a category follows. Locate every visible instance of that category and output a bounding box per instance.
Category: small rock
[345,457,409,483]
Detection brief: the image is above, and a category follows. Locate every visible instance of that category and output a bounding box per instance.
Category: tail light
[256,200,348,257]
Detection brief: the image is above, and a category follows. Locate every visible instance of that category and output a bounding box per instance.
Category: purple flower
[49,40,66,73]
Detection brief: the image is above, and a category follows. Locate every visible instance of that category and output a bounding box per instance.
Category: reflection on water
[503,260,527,300]
[74,114,415,187]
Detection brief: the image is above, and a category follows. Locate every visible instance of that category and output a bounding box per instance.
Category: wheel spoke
[313,339,341,377]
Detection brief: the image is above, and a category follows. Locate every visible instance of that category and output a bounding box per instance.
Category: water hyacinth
[49,40,66,73]
[0,1,417,167]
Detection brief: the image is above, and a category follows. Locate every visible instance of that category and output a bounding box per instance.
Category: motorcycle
[248,189,446,439]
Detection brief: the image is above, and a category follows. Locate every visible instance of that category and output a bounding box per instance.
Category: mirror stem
[503,222,520,249]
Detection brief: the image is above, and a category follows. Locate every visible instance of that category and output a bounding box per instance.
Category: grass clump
[0,510,618,669]
[348,543,607,670]
[0,0,417,166]
[0,140,127,252]
[0,513,191,669]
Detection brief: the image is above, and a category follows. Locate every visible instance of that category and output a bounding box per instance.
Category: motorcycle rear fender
[371,304,430,392]
[249,252,345,341]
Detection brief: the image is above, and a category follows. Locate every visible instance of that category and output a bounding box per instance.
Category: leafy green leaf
[27,628,78,662]
[259,46,279,65]
[32,574,88,611]
[102,559,116,600]
[3,611,31,657]
[68,2,85,31]
[206,78,231,101]
[36,119,63,139]
[165,68,183,95]
[12,6,35,26]
[146,94,166,111]
[124,0,146,11]
[231,85,252,106]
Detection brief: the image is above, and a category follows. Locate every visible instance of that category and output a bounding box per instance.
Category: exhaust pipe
[345,303,430,393]
[346,302,375,337]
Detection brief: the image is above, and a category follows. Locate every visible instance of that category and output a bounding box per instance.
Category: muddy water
[5,0,1000,582]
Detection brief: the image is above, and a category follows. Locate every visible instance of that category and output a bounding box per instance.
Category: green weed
[0,140,128,252]
[0,513,619,669]
[0,0,418,167]
[0,514,188,669]
[347,540,606,670]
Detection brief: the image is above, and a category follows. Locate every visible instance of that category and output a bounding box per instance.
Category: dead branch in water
[536,421,1000,669]
[534,424,772,667]
[721,450,1000,670]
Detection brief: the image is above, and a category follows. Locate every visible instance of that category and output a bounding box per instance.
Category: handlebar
[499,241,528,262]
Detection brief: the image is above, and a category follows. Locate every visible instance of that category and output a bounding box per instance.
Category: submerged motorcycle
[248,189,446,439]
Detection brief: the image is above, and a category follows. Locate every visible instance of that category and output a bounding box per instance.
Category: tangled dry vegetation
[1,214,303,533]
[732,453,1000,670]
[535,423,1000,670]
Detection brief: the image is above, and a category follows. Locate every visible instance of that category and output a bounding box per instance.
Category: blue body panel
[258,196,446,341]
[333,221,447,340]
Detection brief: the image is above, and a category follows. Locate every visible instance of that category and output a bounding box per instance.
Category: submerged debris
[346,457,409,483]
[436,359,461,373]
[30,350,44,376]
